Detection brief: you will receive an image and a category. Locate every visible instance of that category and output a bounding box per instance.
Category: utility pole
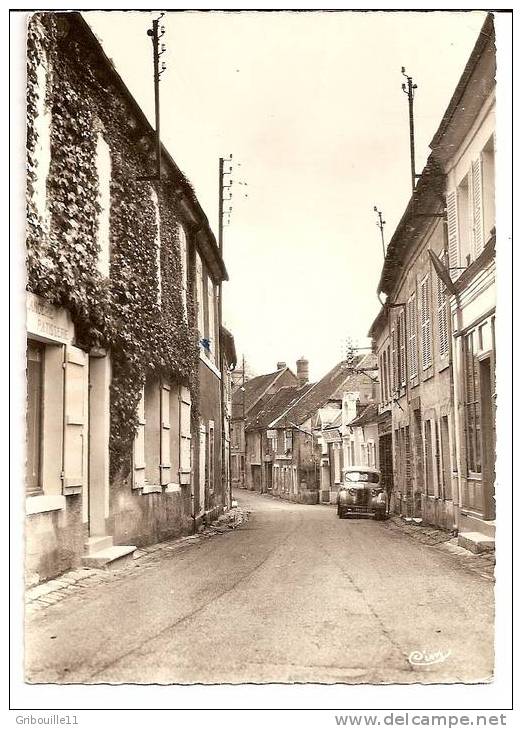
[146,14,166,180]
[401,66,418,194]
[218,156,232,499]
[374,205,386,258]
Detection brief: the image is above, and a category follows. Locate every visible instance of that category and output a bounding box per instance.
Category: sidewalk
[25,506,250,615]
[384,515,495,582]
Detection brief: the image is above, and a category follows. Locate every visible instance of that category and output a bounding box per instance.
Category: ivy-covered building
[25,12,232,584]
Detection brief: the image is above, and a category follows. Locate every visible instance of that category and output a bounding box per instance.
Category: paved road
[26,491,494,684]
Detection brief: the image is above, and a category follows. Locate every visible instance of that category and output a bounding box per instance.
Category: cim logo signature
[408,648,451,666]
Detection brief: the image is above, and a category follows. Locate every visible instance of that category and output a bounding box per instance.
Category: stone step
[84,535,114,554]
[81,545,136,570]
[458,531,495,554]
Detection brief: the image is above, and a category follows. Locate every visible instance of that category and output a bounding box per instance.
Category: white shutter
[471,158,484,258]
[408,294,418,379]
[399,310,406,386]
[420,276,432,370]
[446,191,459,281]
[178,224,188,319]
[436,261,449,359]
[179,385,192,485]
[391,327,397,393]
[160,382,171,485]
[133,386,146,487]
[63,346,88,491]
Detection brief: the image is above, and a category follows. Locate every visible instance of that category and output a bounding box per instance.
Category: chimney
[296,357,309,386]
[276,361,287,370]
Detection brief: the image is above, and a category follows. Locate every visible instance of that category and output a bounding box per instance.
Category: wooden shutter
[408,294,418,379]
[471,157,484,258]
[436,263,450,359]
[420,276,432,370]
[208,276,216,362]
[133,386,146,487]
[179,385,192,485]
[391,327,397,393]
[446,191,459,281]
[399,310,406,387]
[196,253,204,338]
[160,382,171,485]
[63,346,88,491]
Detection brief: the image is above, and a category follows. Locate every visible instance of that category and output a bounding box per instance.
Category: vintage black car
[337,467,386,520]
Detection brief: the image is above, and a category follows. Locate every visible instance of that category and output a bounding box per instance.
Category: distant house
[264,355,378,504]
[230,363,298,490]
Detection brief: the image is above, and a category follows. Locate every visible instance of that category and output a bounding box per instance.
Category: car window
[344,471,379,483]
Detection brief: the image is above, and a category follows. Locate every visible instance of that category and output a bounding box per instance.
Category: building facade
[430,14,496,550]
[367,14,496,548]
[25,12,231,584]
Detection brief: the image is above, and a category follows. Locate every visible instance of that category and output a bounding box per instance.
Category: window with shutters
[420,274,432,371]
[436,256,450,360]
[471,157,484,259]
[408,294,418,380]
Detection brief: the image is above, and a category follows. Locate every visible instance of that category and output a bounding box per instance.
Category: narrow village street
[26,491,493,686]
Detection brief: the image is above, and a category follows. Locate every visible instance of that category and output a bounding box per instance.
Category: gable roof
[246,384,312,430]
[270,358,367,428]
[231,367,296,419]
[349,403,379,428]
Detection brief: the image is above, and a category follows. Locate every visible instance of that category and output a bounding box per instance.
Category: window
[360,443,367,466]
[26,341,44,495]
[144,379,161,486]
[95,133,112,278]
[446,190,459,281]
[177,224,188,318]
[151,189,162,305]
[134,381,192,489]
[440,416,452,500]
[196,252,204,337]
[424,420,435,496]
[436,257,450,360]
[32,53,52,226]
[368,441,376,468]
[408,294,418,379]
[464,333,482,474]
[420,274,432,370]
[284,429,293,453]
[207,275,217,363]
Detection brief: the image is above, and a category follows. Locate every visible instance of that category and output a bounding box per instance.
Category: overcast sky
[87,10,487,381]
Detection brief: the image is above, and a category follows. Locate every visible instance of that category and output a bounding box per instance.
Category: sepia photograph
[10,4,514,722]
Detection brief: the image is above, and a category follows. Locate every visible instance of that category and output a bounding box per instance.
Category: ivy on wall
[26,13,200,479]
